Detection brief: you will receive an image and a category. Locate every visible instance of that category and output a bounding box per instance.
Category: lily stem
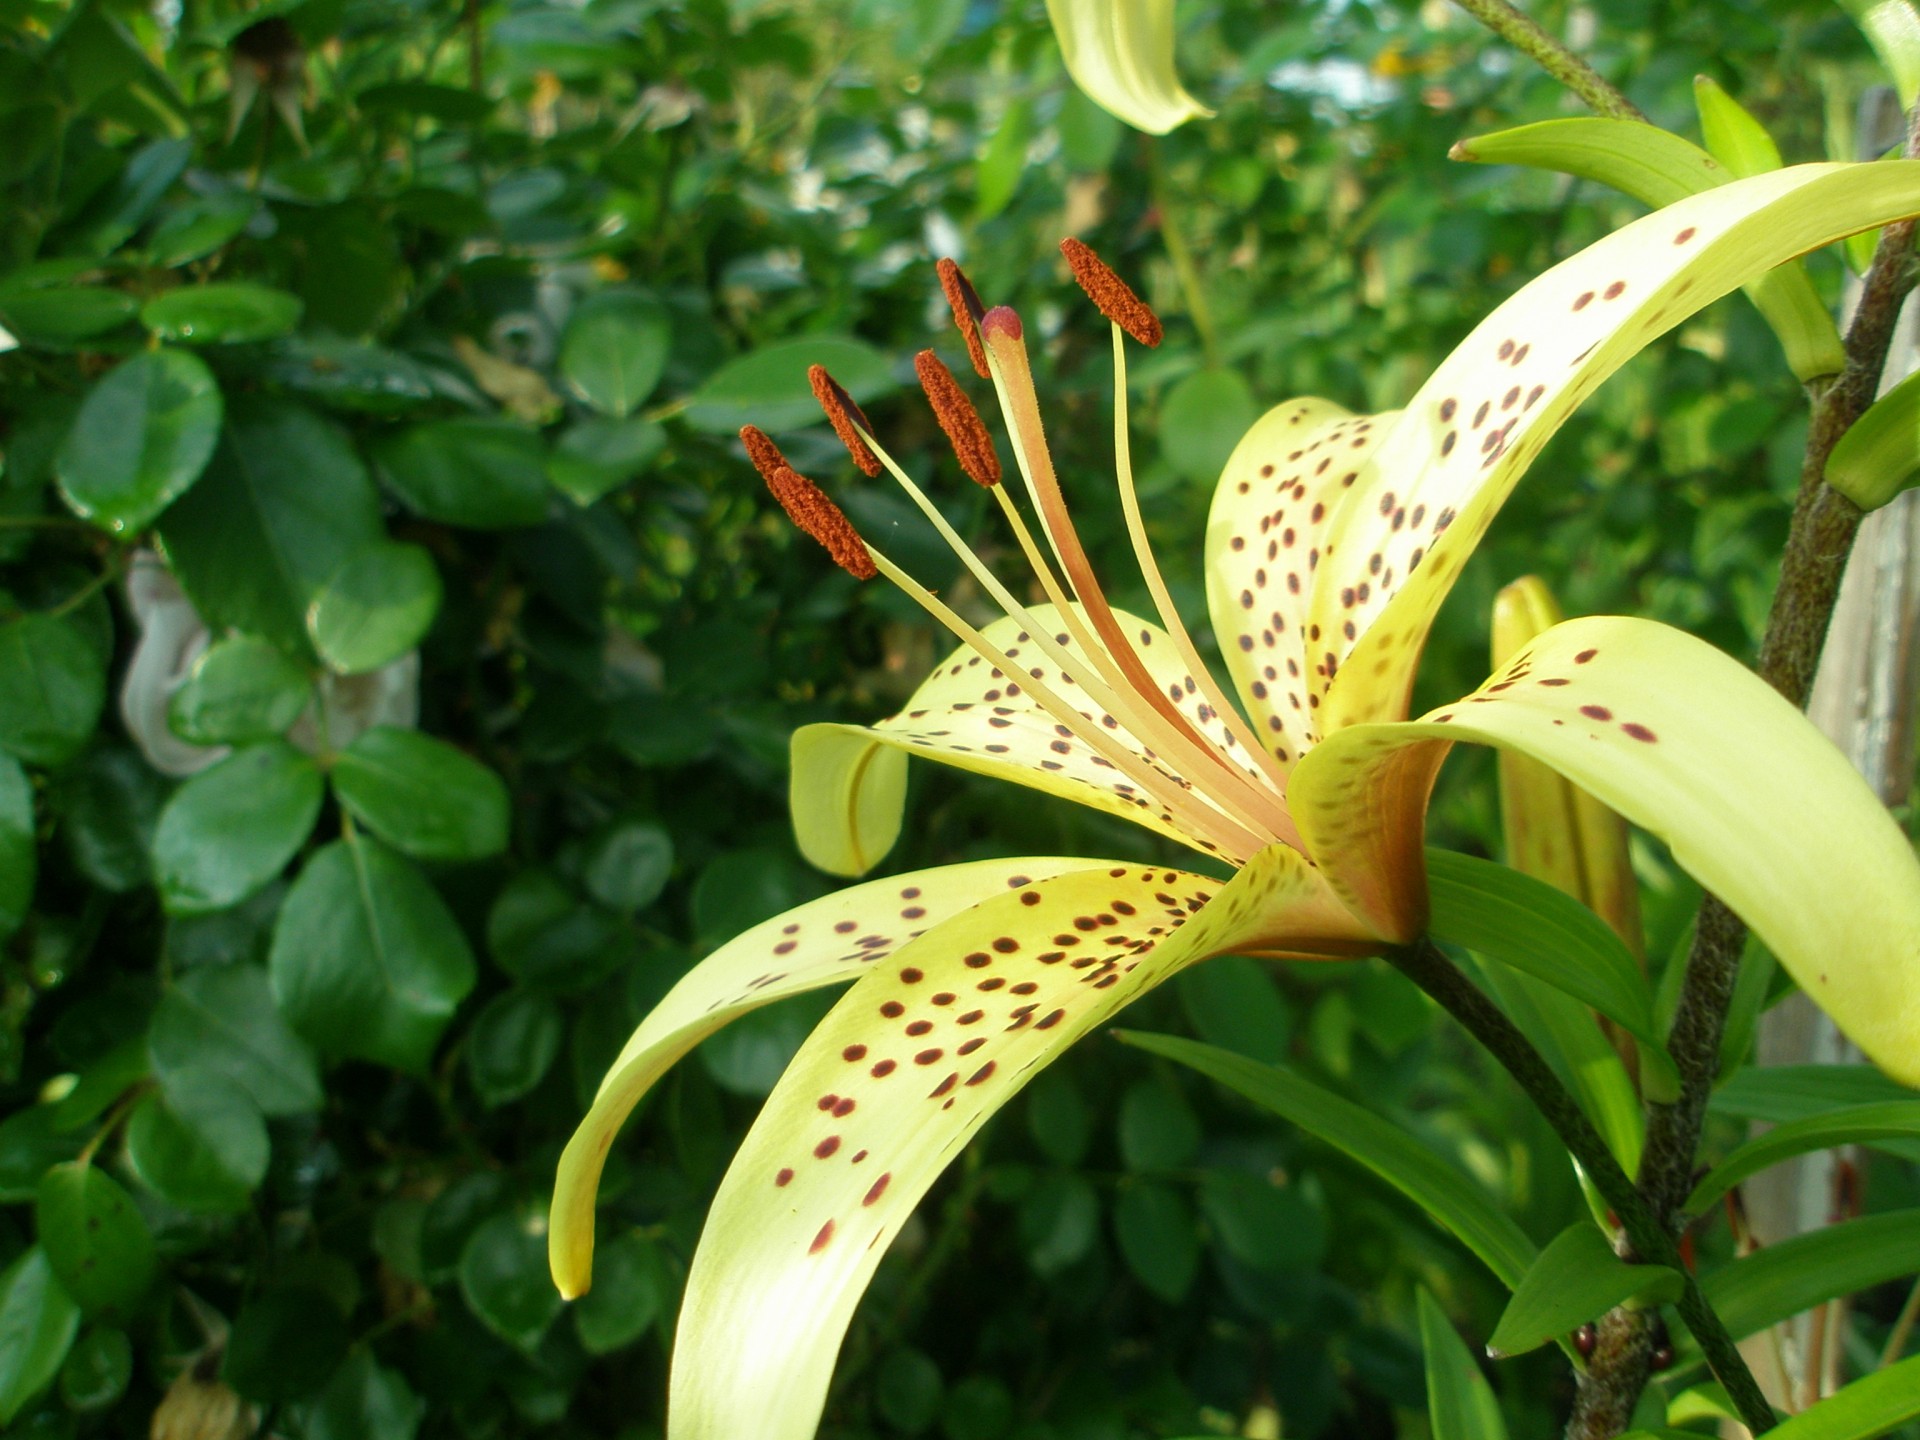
[1448,0,1646,122]
[1389,936,1777,1437]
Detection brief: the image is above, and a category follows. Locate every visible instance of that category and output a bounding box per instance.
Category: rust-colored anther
[936,258,991,378]
[765,464,877,580]
[915,350,1000,487]
[808,364,882,476]
[739,425,791,484]
[1059,238,1163,348]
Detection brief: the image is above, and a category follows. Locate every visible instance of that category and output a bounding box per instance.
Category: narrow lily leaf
[1317,164,1920,735]
[1117,1030,1537,1288]
[1694,77,1785,179]
[1711,1063,1920,1145]
[1449,120,1841,381]
[1686,1101,1920,1212]
[1204,398,1397,772]
[549,856,1105,1297]
[668,849,1329,1440]
[1836,0,1920,106]
[1486,1222,1682,1358]
[1419,1290,1509,1440]
[790,604,1274,877]
[1042,0,1212,135]
[1763,1353,1920,1439]
[1294,617,1920,1086]
[1825,365,1920,509]
[1701,1210,1920,1342]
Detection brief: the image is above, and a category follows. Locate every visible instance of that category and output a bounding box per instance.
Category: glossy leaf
[36,1163,156,1318]
[125,1068,269,1213]
[1486,1223,1681,1358]
[462,1213,561,1352]
[168,634,312,744]
[0,286,136,344]
[375,418,550,529]
[1701,1210,1920,1341]
[683,335,893,433]
[573,1230,666,1354]
[1687,1101,1920,1212]
[59,1325,132,1412]
[1764,1353,1920,1439]
[1836,0,1920,104]
[0,1249,80,1425]
[148,963,324,1118]
[151,741,323,913]
[0,753,33,938]
[0,612,108,766]
[1826,364,1920,509]
[56,348,222,532]
[1693,77,1783,178]
[559,292,670,418]
[141,282,303,344]
[1419,1290,1508,1440]
[307,542,441,675]
[1114,1181,1200,1303]
[547,415,666,505]
[466,988,563,1108]
[329,727,507,861]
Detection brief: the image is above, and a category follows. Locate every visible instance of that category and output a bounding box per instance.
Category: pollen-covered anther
[808,364,882,477]
[739,424,790,484]
[915,350,1001,487]
[936,257,990,378]
[1059,238,1163,348]
[765,465,878,580]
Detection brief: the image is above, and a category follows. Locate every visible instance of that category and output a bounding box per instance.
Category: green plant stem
[1448,0,1646,122]
[1389,937,1776,1437]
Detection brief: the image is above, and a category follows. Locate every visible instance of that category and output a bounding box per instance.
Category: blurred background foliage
[0,0,1915,1436]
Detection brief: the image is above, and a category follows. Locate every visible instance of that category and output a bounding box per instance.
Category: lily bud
[1042,0,1213,136]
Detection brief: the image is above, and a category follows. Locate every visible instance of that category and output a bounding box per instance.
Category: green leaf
[486,871,631,993]
[141,283,303,345]
[168,634,313,744]
[1174,954,1294,1062]
[1835,0,1920,105]
[0,286,136,345]
[547,416,666,506]
[1826,365,1920,509]
[1687,1101,1920,1213]
[268,834,478,1072]
[1710,1064,1920,1158]
[875,1348,944,1435]
[0,613,108,766]
[49,1040,148,1132]
[459,1212,561,1352]
[1018,1170,1100,1276]
[307,542,442,675]
[0,753,33,938]
[465,989,563,1108]
[1117,1030,1537,1287]
[330,727,508,861]
[1487,1223,1681,1358]
[582,818,674,913]
[1420,1290,1508,1440]
[683,335,895,434]
[296,1348,426,1440]
[1693,77,1783,179]
[572,1229,665,1354]
[35,1163,156,1318]
[124,1069,268,1213]
[0,1249,80,1425]
[158,400,386,653]
[1426,849,1678,1099]
[1199,1171,1326,1273]
[559,292,671,418]
[374,419,550,529]
[1765,1353,1920,1439]
[224,1287,348,1403]
[0,1107,85,1204]
[1160,369,1260,485]
[1702,1210,1920,1342]
[148,963,323,1117]
[1114,1181,1200,1303]
[263,338,439,415]
[975,97,1032,220]
[151,741,323,914]
[55,349,222,533]
[146,193,257,267]
[1118,1076,1201,1171]
[59,747,165,893]
[59,1325,131,1412]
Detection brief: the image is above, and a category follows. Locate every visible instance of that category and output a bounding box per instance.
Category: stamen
[1060,239,1162,348]
[808,365,881,476]
[739,424,790,484]
[936,258,990,378]
[915,350,1001,487]
[765,465,877,580]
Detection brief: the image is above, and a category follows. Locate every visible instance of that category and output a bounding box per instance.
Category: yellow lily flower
[1043,0,1213,135]
[551,163,1920,1440]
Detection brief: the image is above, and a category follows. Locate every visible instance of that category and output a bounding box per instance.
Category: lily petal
[550,855,1102,1298]
[1309,161,1920,731]
[667,845,1341,1440]
[791,604,1267,876]
[1206,399,1398,771]
[1043,0,1213,136]
[1294,616,1920,1084]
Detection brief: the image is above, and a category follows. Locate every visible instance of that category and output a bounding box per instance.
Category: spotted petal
[666,844,1348,1440]
[1308,161,1920,732]
[792,604,1266,877]
[1042,0,1213,135]
[1206,398,1398,770]
[1291,616,1920,1085]
[549,855,1101,1298]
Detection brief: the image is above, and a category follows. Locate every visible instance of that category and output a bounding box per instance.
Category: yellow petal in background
[1304,616,1920,1087]
[548,855,1101,1298]
[1043,0,1213,135]
[667,845,1342,1440]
